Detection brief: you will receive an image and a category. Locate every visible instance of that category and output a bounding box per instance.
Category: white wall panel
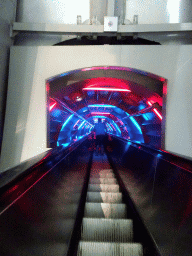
[120,45,192,158]
[165,48,192,157]
[1,45,192,171]
[0,0,16,158]
[0,46,121,171]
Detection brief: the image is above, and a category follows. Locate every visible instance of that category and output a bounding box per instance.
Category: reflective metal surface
[0,142,91,256]
[107,137,192,256]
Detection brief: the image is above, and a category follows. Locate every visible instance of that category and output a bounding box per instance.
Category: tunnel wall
[1,45,192,171]
[107,137,192,256]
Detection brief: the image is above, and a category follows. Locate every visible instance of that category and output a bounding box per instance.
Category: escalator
[65,150,161,256]
[1,138,191,256]
[77,154,143,255]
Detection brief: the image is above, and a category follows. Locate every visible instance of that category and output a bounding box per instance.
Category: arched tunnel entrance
[47,66,166,149]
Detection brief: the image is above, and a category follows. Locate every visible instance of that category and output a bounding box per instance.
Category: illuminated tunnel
[47,66,166,149]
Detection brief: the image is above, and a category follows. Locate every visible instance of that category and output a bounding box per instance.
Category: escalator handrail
[0,137,87,191]
[110,135,192,173]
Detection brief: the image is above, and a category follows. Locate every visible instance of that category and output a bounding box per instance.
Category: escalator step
[77,242,143,256]
[91,170,114,175]
[89,178,117,184]
[84,203,127,218]
[91,169,113,172]
[82,218,133,242]
[86,192,123,203]
[88,184,120,192]
[90,173,115,178]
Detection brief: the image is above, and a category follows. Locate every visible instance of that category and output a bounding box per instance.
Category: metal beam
[12,22,192,36]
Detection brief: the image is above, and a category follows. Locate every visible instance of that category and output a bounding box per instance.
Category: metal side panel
[0,147,91,256]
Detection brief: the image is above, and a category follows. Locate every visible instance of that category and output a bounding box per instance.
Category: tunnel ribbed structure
[47,66,166,149]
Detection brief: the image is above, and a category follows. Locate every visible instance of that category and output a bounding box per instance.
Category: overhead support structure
[129,103,159,117]
[54,98,94,128]
[11,22,192,39]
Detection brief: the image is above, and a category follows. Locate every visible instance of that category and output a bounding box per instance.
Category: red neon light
[83,88,131,92]
[91,112,110,115]
[49,102,56,111]
[153,108,163,120]
[82,77,131,92]
[147,101,162,120]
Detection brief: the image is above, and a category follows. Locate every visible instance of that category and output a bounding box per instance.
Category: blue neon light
[106,123,113,131]
[52,120,62,122]
[62,142,70,147]
[130,117,142,133]
[108,123,114,131]
[142,114,149,121]
[138,104,146,111]
[52,109,61,117]
[112,121,121,134]
[93,115,107,119]
[78,121,85,130]
[61,114,73,131]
